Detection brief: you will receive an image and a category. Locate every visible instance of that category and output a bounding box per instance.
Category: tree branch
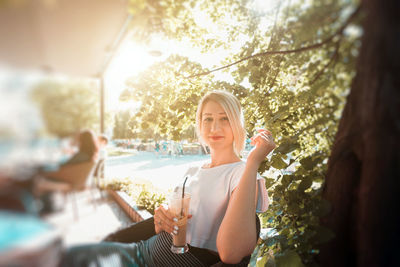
[184,4,361,79]
[309,39,341,86]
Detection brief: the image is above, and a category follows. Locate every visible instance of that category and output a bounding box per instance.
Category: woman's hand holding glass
[154,204,178,235]
[247,129,276,166]
[154,204,192,235]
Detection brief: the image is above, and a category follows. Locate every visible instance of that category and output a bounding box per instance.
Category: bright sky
[104,40,156,110]
[104,37,237,111]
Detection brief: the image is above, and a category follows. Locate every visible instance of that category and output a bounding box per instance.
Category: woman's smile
[209,135,224,141]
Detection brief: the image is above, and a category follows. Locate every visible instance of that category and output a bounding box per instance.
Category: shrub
[105,177,166,215]
[136,185,166,215]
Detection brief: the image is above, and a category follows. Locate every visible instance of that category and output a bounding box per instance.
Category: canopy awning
[0,0,129,77]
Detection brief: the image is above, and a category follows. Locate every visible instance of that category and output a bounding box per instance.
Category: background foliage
[104,177,167,215]
[113,109,136,139]
[31,80,101,137]
[116,0,361,265]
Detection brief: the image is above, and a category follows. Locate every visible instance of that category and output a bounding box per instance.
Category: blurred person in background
[59,130,99,167]
[97,134,108,161]
[92,134,108,180]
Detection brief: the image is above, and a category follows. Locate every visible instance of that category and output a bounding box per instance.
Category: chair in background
[36,160,97,220]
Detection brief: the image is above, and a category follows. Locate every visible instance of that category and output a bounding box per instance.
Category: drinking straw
[180,175,189,217]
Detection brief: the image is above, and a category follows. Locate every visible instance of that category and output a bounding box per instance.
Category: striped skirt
[60,232,207,267]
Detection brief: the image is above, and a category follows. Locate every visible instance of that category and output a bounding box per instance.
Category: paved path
[44,190,132,247]
[105,151,210,191]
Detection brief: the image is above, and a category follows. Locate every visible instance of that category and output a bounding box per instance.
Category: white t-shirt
[178,161,269,252]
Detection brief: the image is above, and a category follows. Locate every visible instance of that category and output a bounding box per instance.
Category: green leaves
[137,188,166,215]
[122,55,208,140]
[272,106,290,122]
[314,199,332,217]
[309,226,335,244]
[274,139,300,154]
[298,176,313,192]
[300,152,325,171]
[275,250,305,267]
[271,155,288,169]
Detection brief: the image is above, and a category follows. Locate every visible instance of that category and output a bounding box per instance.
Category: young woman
[60,91,275,266]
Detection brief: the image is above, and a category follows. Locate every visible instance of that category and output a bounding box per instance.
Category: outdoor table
[0,211,63,267]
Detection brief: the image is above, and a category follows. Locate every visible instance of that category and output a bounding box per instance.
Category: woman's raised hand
[247,129,276,166]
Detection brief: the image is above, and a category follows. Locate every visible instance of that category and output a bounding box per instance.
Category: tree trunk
[319,0,400,266]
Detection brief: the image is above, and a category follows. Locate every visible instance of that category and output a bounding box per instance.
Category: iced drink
[169,192,190,254]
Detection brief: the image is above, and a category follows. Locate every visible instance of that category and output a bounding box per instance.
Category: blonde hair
[196,90,246,156]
